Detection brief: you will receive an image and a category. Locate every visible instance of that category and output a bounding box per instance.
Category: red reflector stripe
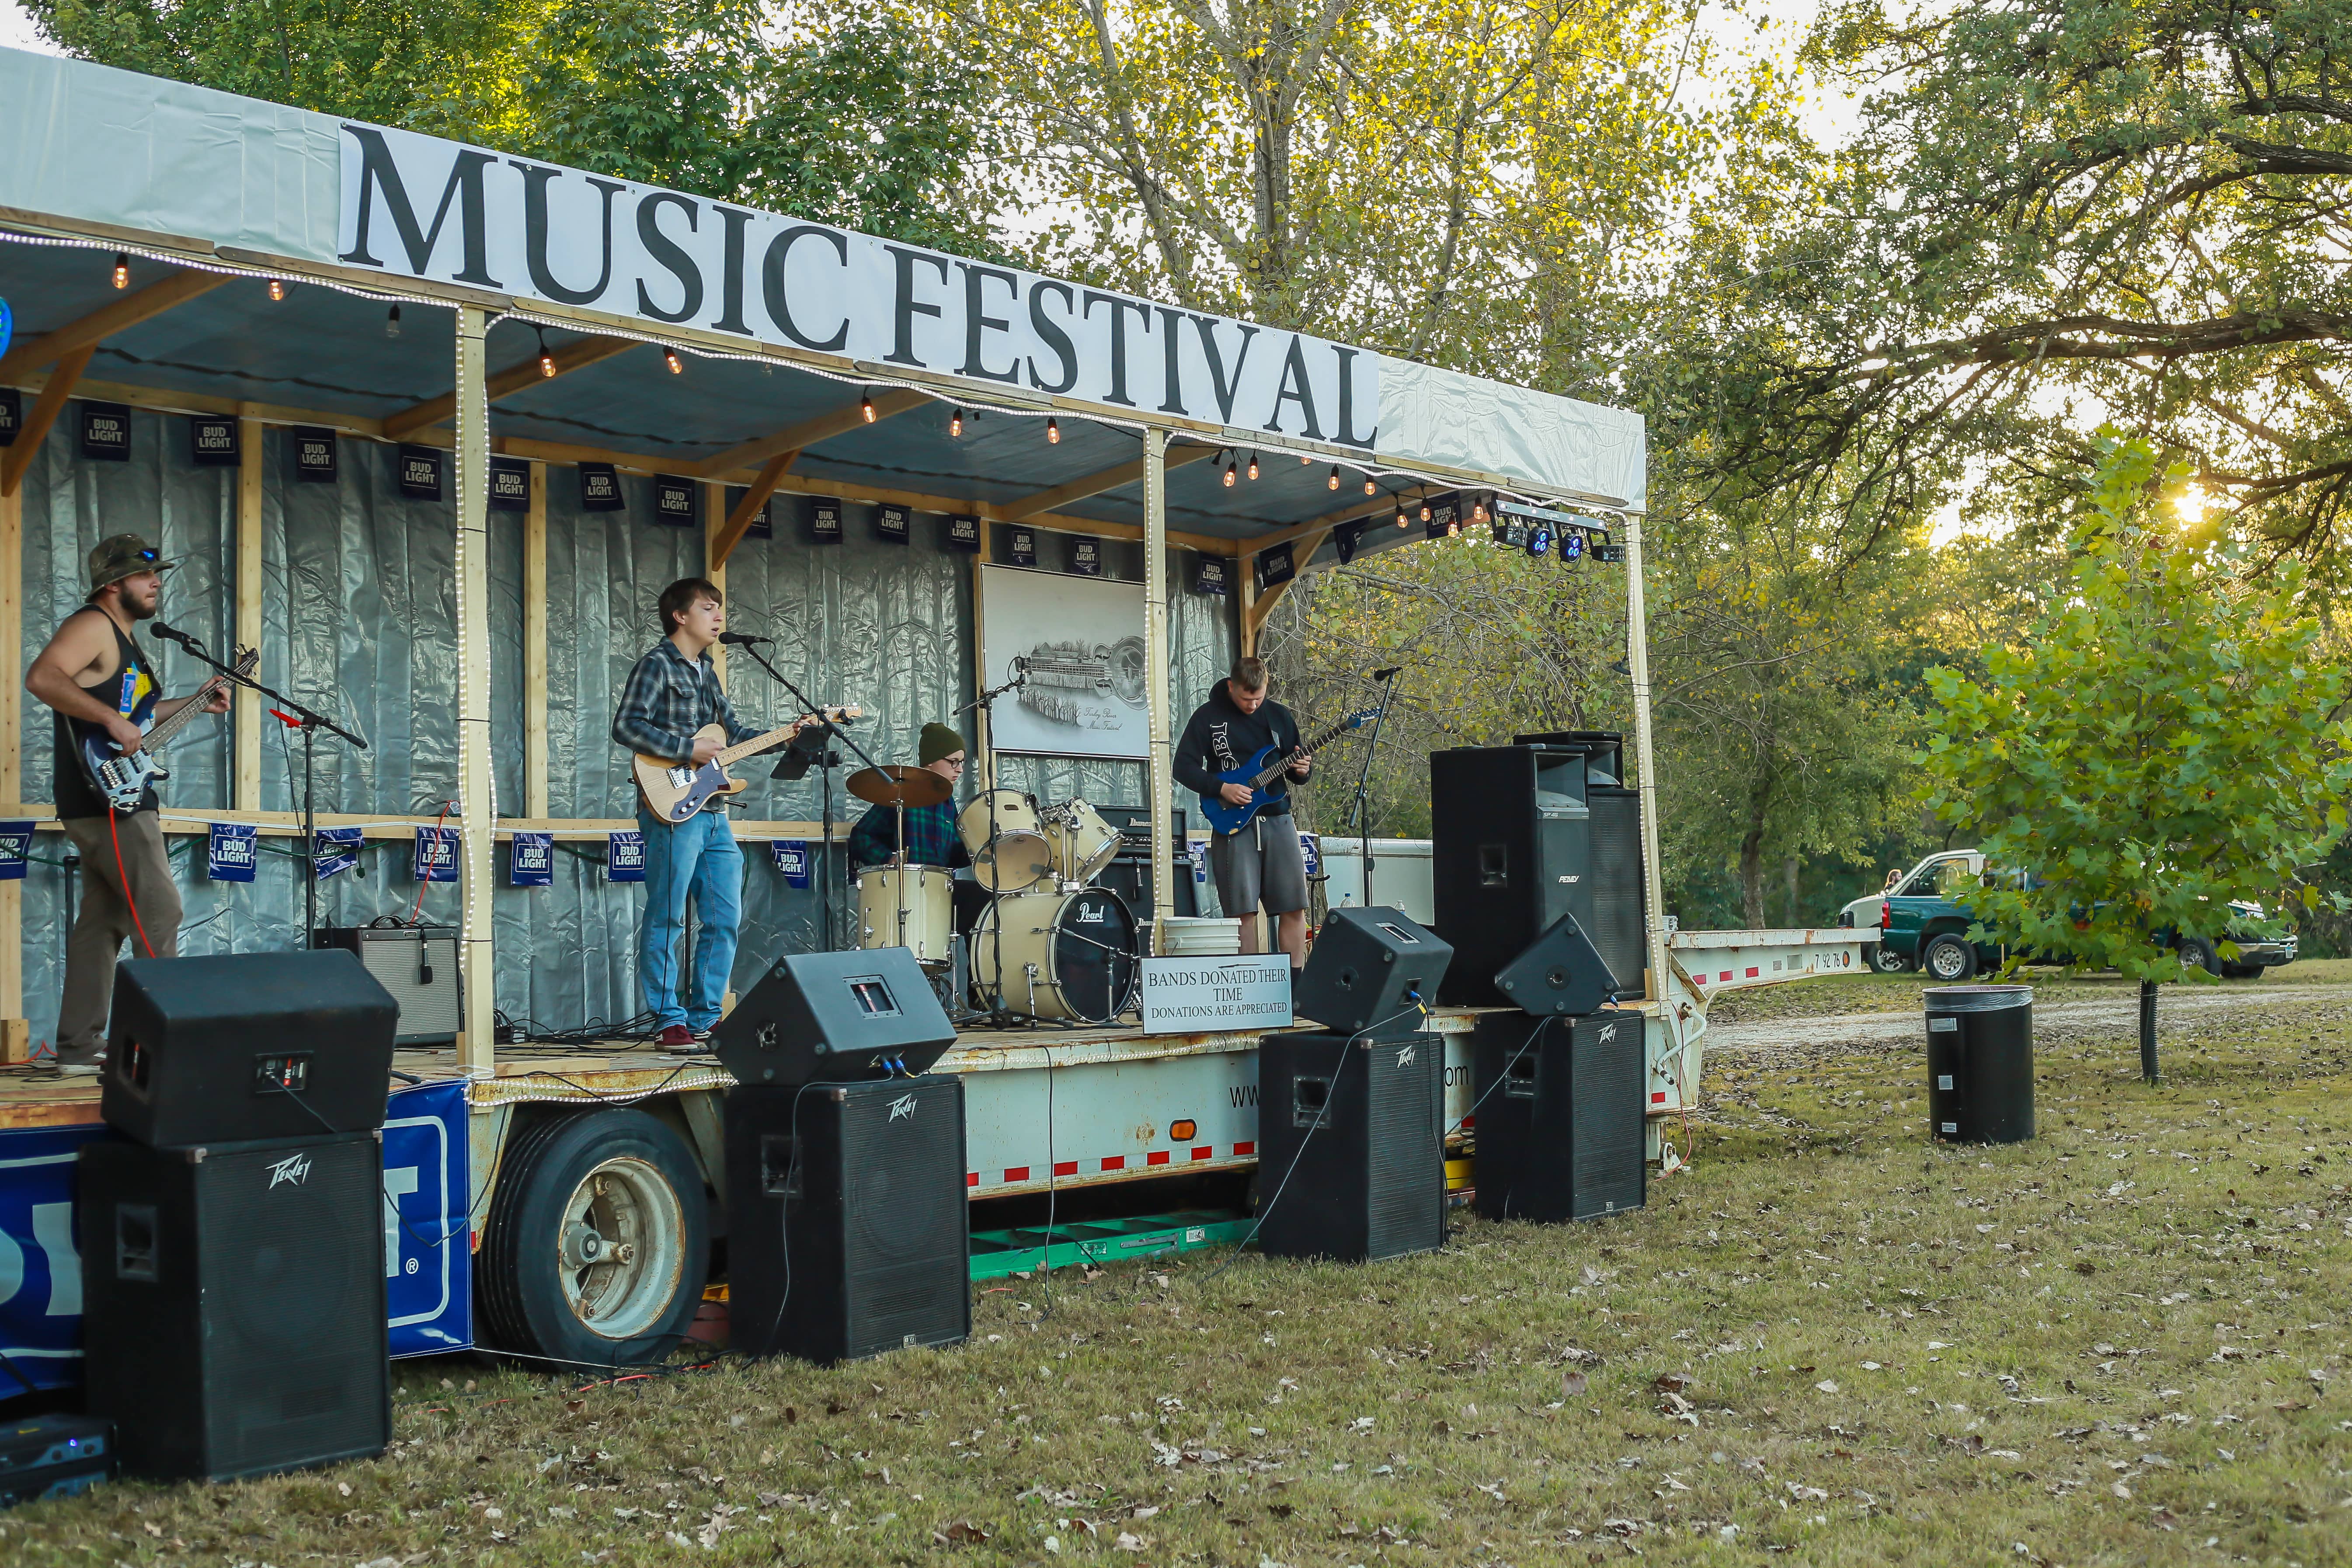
[1003,1167,1030,1183]
[1462,1114,1476,1130]
[1102,1155,1126,1171]
[1052,1160,1077,1177]
[1719,970,1732,981]
[1235,1141,1256,1157]
[966,1172,978,1187]
[1147,1151,1170,1166]
[1651,1091,1668,1103]
[1745,966,1760,978]
[1190,1146,1211,1160]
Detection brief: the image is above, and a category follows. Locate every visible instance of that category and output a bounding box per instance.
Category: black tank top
[53,609,158,818]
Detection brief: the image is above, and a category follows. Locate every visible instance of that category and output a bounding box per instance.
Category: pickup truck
[1873,849,2297,982]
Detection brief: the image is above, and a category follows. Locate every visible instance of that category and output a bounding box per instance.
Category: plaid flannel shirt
[847,800,970,874]
[612,640,757,765]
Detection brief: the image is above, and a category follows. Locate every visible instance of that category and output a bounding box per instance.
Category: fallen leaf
[1563,1371,1589,1398]
[1815,1380,1841,1394]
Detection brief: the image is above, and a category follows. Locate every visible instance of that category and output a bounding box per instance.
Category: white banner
[977,566,1149,760]
[1139,956,1294,1035]
[335,123,1379,447]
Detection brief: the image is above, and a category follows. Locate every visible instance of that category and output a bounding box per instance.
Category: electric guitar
[1196,706,1380,835]
[633,707,862,823]
[73,646,257,814]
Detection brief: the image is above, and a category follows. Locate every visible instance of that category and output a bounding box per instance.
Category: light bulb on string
[860,390,876,422]
[1327,466,1340,490]
[1363,476,1375,496]
[268,278,287,302]
[536,327,556,379]
[1247,452,1259,480]
[950,408,964,438]
[112,253,129,289]
[1223,462,1237,488]
[1301,453,1312,465]
[1395,503,1409,528]
[1472,497,1490,524]
[1047,417,1061,444]
[663,347,683,375]
[385,305,402,339]
[1420,501,1431,522]
[1447,519,1461,537]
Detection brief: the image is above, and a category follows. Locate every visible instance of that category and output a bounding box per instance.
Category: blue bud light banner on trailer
[414,824,457,883]
[771,840,811,887]
[607,830,645,883]
[1299,833,1321,878]
[207,820,257,882]
[315,824,362,879]
[0,821,29,882]
[0,1120,114,1390]
[509,830,553,887]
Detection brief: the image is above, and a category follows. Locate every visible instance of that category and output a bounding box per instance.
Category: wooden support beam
[690,388,928,480]
[996,444,1217,523]
[0,478,22,1054]
[382,334,637,441]
[451,307,497,1074]
[234,417,264,809]
[1141,430,1176,954]
[709,454,791,571]
[524,461,550,821]
[1244,523,1337,646]
[703,479,729,684]
[0,268,230,386]
[1,345,95,498]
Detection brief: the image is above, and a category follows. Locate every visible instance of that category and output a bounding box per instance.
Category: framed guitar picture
[977,565,1148,761]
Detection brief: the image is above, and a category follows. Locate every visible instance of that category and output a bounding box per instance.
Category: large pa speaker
[1430,744,1595,1006]
[712,948,959,1088]
[78,1131,390,1480]
[1255,1030,1444,1262]
[1295,906,1453,1036]
[725,1078,971,1363]
[1493,912,1623,1016]
[1585,785,1647,994]
[101,951,399,1148]
[311,924,462,1045]
[1470,1011,1646,1223]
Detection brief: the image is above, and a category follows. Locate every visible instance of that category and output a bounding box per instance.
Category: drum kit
[845,767,1141,1025]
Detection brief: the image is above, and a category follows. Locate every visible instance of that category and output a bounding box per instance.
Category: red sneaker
[657,1024,698,1053]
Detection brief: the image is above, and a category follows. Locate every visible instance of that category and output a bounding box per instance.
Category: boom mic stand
[727,639,884,951]
[153,628,367,949]
[1346,667,1403,909]
[954,673,1033,1025]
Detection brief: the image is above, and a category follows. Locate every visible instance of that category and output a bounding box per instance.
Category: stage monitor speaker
[78,1131,390,1480]
[311,924,462,1044]
[1493,912,1623,1015]
[713,948,958,1088]
[1469,1011,1646,1223]
[101,951,399,1149]
[1255,1030,1444,1263]
[1430,745,1595,1006]
[1295,906,1451,1036]
[726,1078,971,1363]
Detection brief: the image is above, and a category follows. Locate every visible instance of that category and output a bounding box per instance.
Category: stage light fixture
[112,253,129,289]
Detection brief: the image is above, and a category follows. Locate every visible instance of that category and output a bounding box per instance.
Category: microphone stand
[1346,668,1402,909]
[727,640,886,950]
[155,631,367,949]
[954,673,1029,1022]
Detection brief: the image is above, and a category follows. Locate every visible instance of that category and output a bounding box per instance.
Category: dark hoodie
[1174,681,1307,818]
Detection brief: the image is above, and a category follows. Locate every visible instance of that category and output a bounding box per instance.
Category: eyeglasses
[943,755,967,768]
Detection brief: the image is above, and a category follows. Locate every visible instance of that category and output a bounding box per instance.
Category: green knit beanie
[919,722,966,766]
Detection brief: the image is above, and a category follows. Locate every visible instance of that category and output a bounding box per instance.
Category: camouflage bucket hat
[87,533,174,591]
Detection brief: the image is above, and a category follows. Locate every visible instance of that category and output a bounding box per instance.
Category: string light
[1395,502,1409,528]
[111,253,129,289]
[1472,497,1490,524]
[268,278,287,302]
[1301,454,1312,465]
[1247,452,1259,480]
[1327,466,1340,490]
[1363,476,1375,495]
[861,390,876,422]
[384,304,401,339]
[663,347,683,375]
[1420,501,1432,522]
[950,408,964,438]
[1223,461,1237,487]
[536,327,556,379]
[1047,417,1061,444]
[1447,518,1461,537]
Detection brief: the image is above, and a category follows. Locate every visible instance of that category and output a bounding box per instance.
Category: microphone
[717,631,773,646]
[150,622,203,651]
[1371,666,1402,682]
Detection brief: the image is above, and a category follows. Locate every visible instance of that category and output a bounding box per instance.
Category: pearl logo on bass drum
[1077,906,1106,924]
[889,1093,917,1122]
[267,1153,313,1189]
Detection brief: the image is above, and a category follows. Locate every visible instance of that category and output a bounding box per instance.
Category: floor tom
[854,861,956,967]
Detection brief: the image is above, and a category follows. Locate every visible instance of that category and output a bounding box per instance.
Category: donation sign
[1138,957,1294,1036]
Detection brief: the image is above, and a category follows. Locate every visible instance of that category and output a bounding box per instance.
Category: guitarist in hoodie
[24,535,229,1064]
[1173,657,1313,969]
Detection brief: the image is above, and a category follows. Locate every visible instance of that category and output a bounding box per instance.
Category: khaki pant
[57,812,181,1060]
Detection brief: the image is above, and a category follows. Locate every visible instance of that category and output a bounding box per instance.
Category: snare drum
[855,861,955,967]
[970,885,1139,1023]
[1042,797,1123,885]
[956,788,1053,893]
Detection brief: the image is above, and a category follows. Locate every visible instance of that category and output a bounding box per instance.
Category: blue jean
[636,806,744,1032]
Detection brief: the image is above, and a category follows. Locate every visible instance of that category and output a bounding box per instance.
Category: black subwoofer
[78,1132,390,1480]
[725,1077,971,1363]
[1470,1011,1646,1222]
[1255,1030,1444,1262]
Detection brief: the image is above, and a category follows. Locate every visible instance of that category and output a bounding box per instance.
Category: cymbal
[847,765,951,808]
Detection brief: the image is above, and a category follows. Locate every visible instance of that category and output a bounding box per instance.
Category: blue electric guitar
[1197,707,1378,835]
[72,645,255,814]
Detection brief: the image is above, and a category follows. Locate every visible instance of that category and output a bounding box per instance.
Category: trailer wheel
[1868,942,1910,974]
[477,1108,708,1370]
[1922,934,1976,984]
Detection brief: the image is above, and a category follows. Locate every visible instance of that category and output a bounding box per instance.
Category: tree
[1920,435,2352,1081]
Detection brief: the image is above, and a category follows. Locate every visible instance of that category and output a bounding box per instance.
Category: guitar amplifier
[311,925,462,1045]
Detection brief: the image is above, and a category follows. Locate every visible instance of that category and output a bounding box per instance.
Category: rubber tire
[2176,937,2219,977]
[1868,942,1910,974]
[2219,962,2255,980]
[1923,934,1977,984]
[477,1108,709,1371]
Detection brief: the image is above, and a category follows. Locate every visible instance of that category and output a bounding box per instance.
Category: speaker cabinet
[1585,786,1647,994]
[1470,1012,1646,1223]
[102,951,399,1148]
[726,1078,971,1363]
[78,1132,390,1480]
[713,949,959,1088]
[1493,912,1622,1015]
[1255,1030,1444,1263]
[1431,745,1595,1006]
[311,925,462,1045]
[1295,906,1453,1036]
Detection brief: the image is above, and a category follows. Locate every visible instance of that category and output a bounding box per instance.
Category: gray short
[1207,814,1309,917]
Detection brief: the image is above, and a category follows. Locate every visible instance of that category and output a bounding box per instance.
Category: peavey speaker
[1255,1030,1444,1263]
[102,951,398,1148]
[713,949,958,1088]
[311,924,462,1045]
[1431,744,1596,1006]
[726,1078,971,1363]
[1470,1011,1646,1223]
[1295,906,1452,1037]
[78,1131,390,1480]
[1492,912,1624,1016]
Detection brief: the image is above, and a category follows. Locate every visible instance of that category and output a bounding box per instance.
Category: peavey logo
[1556,873,1581,883]
[888,1092,917,1122]
[1597,1022,1619,1045]
[267,1153,313,1189]
[1393,1043,1416,1068]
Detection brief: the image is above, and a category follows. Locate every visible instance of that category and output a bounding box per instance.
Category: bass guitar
[1196,706,1379,835]
[633,707,862,823]
[73,646,257,814]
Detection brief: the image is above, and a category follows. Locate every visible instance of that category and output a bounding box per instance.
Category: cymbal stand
[1347,668,1403,909]
[955,673,1058,1029]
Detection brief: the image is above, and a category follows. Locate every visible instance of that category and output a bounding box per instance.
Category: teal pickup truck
[1873,850,2298,983]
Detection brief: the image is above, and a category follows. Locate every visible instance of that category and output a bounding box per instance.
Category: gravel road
[1702,981,2352,1054]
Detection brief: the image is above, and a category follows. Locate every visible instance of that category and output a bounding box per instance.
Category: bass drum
[956,788,1054,893]
[971,886,1139,1024]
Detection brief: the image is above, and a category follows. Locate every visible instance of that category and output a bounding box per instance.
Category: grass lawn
[4,984,2348,1566]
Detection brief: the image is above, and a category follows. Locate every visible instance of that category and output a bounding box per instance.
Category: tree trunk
[1738,830,1765,929]
[1782,855,1800,928]
[2139,978,2159,1083]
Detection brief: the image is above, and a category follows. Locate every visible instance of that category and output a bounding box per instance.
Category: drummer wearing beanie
[847,721,973,873]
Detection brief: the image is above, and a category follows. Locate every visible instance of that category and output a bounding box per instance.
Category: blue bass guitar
[71,646,254,814]
[1196,707,1378,835]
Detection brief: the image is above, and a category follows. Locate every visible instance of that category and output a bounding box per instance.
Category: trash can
[1924,984,2033,1144]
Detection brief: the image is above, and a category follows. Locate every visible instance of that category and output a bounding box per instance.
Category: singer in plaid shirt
[613,639,757,762]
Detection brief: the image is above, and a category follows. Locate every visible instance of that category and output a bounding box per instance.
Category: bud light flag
[1187,838,1207,884]
[509,830,553,887]
[1299,833,1321,877]
[413,824,458,883]
[606,830,646,883]
[315,824,362,879]
[771,839,811,888]
[0,821,31,882]
[207,820,257,882]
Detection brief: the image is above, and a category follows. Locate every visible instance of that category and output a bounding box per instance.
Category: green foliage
[1921,435,2352,982]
